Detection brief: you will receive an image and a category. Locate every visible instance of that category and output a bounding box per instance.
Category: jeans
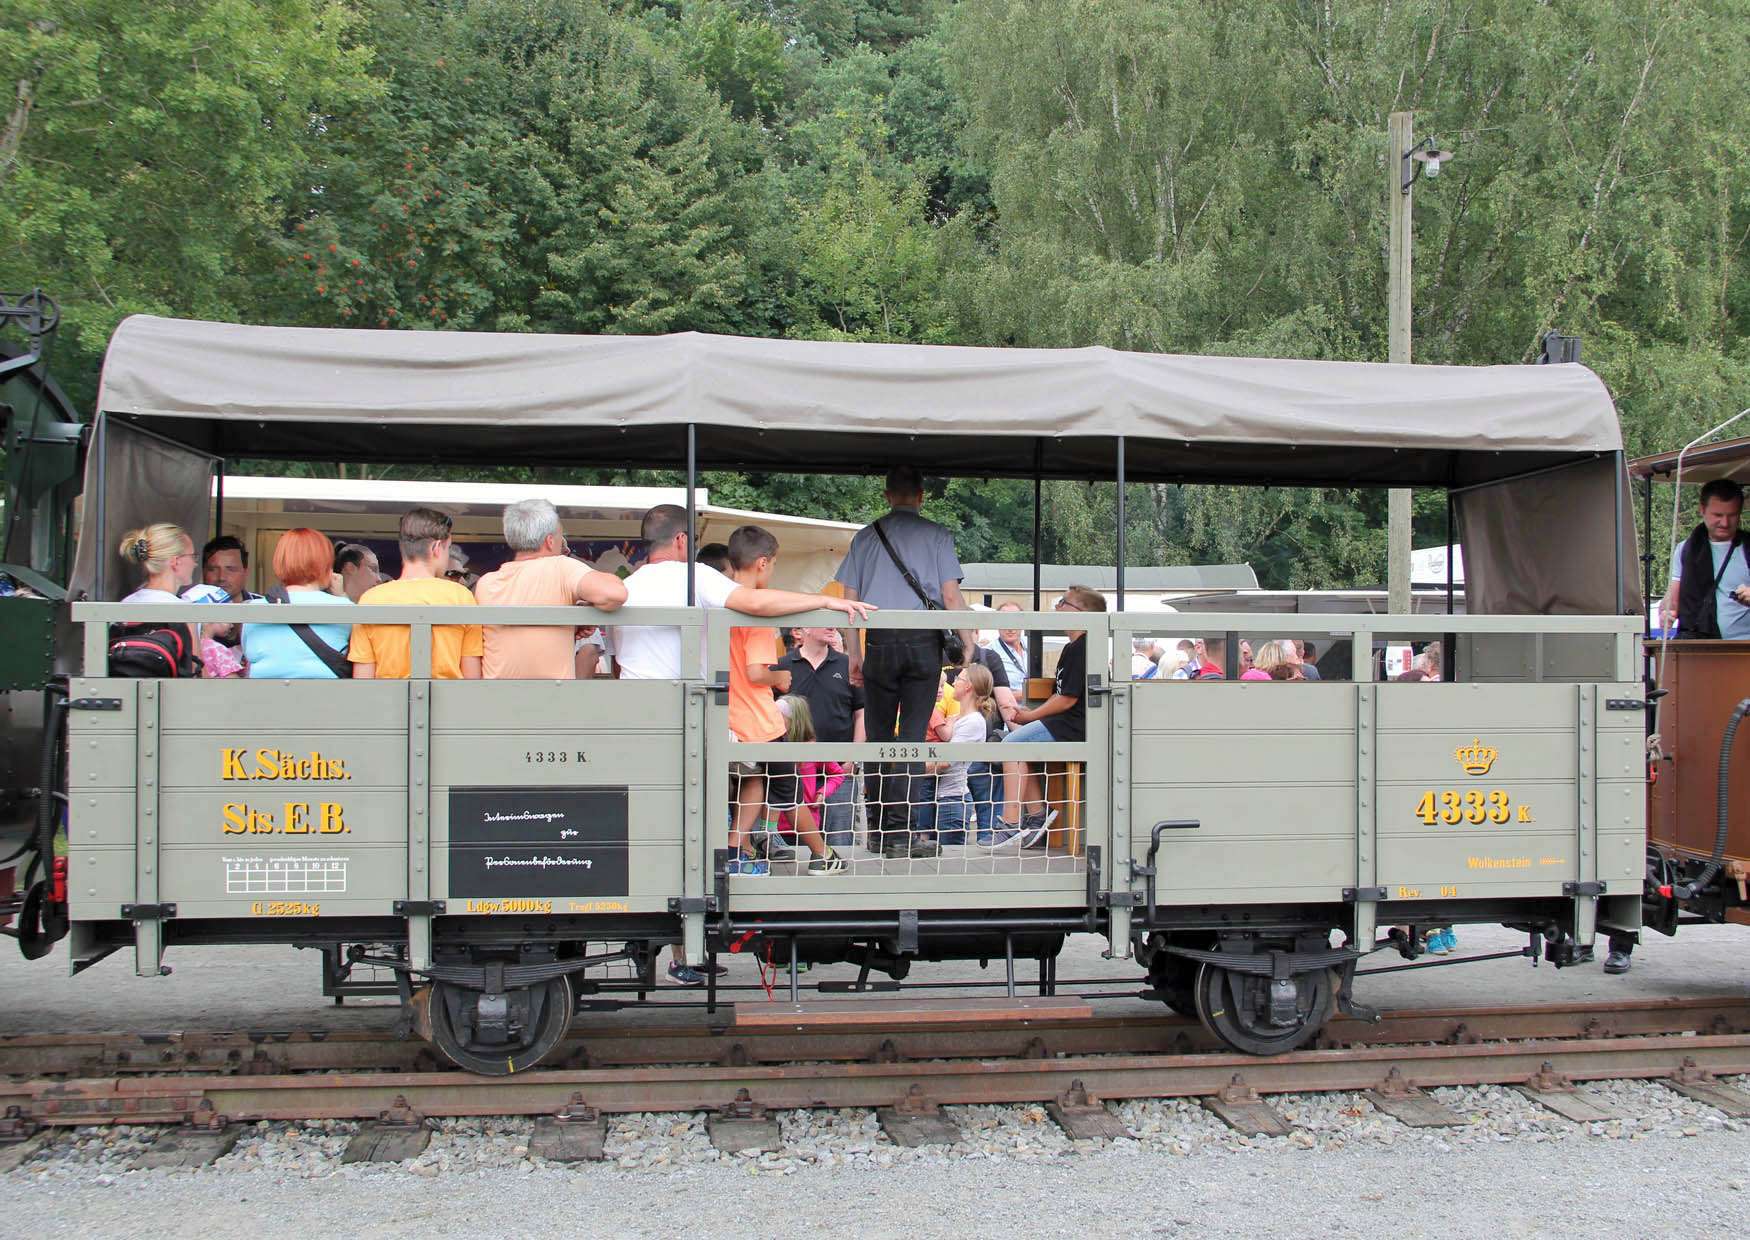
[1003,719,1057,744]
[966,762,994,834]
[821,774,857,850]
[933,798,971,845]
[862,633,942,833]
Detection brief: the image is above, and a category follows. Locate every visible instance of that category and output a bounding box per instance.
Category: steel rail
[4,997,1748,1080]
[5,1032,1750,1128]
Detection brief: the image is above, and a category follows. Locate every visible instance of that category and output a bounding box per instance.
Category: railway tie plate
[1364,1069,1464,1128]
[1202,1075,1294,1137]
[530,1115,608,1162]
[133,1124,242,1170]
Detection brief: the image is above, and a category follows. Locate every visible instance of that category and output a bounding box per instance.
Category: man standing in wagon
[837,466,977,860]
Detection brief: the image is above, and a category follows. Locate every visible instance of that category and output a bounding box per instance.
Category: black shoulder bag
[871,518,962,662]
[289,624,353,679]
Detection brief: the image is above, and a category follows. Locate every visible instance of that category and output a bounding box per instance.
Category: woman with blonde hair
[117,523,196,603]
[108,523,203,677]
[928,662,999,845]
[1249,639,1304,681]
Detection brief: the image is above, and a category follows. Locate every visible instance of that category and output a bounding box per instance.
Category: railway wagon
[37,316,1645,1072]
[1629,436,1750,934]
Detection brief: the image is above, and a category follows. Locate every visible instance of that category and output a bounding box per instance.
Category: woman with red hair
[243,528,354,679]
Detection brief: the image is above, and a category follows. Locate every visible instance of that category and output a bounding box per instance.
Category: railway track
[3,996,1750,1162]
[4,995,1749,1079]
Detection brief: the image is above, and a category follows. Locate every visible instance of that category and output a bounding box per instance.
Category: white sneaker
[1011,809,1058,849]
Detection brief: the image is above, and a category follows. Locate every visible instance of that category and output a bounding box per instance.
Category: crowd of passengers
[113,466,1456,982]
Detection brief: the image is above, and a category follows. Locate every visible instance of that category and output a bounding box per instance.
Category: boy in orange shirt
[724,525,844,876]
[351,508,483,679]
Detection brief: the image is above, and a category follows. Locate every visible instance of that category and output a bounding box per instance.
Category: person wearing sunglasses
[995,585,1106,847]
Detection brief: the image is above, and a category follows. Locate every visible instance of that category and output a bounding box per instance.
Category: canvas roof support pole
[1445,490,1455,616]
[1641,471,1654,624]
[1031,437,1043,680]
[1445,482,1457,682]
[213,459,225,543]
[1614,449,1626,617]
[1115,435,1126,612]
[685,423,697,608]
[92,414,106,599]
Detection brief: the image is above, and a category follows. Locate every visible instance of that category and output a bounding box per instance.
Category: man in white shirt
[610,505,872,679]
[608,504,874,989]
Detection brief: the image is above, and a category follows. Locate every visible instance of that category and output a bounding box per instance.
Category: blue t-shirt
[1672,538,1750,639]
[834,507,963,610]
[243,589,353,678]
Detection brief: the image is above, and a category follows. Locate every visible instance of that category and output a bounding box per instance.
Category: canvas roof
[94,316,1623,489]
[1628,436,1750,486]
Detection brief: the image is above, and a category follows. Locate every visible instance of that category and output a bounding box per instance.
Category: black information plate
[448,786,630,898]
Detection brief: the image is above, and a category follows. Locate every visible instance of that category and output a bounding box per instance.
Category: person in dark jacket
[1662,479,1750,640]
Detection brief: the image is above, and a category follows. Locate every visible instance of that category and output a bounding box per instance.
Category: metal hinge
[69,697,122,712]
[120,902,176,920]
[1605,699,1643,712]
[1342,887,1389,903]
[1098,892,1145,909]
[1563,881,1606,897]
[667,896,719,915]
[393,900,446,917]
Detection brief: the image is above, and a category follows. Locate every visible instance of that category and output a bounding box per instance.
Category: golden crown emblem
[1455,738,1498,776]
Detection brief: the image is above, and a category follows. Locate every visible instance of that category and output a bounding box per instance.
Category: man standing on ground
[474,498,627,678]
[349,507,483,680]
[835,466,976,860]
[777,626,865,850]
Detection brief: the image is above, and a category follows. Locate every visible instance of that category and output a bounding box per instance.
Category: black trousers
[862,632,942,833]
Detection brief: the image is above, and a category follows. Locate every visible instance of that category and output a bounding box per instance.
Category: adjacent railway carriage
[34,316,1646,1071]
[1630,438,1750,935]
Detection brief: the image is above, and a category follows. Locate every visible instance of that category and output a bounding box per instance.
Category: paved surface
[6,1123,1750,1240]
[1,922,1743,1036]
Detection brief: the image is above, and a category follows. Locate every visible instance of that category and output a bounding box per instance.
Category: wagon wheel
[1146,952,1199,1018]
[428,975,574,1076]
[1194,962,1333,1057]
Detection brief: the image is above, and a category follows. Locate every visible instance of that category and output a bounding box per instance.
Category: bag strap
[871,518,941,611]
[289,623,352,678]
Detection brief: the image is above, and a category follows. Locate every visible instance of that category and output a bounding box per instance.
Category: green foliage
[674,1,789,122]
[267,0,771,336]
[10,0,1749,590]
[0,0,379,404]
[788,152,949,341]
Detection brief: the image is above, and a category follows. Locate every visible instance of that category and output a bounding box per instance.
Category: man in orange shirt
[724,525,845,876]
[474,498,627,678]
[350,508,483,679]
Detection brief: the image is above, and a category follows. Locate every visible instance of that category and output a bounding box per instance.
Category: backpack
[107,622,199,678]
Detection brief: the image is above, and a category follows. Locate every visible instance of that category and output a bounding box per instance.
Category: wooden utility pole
[1387,110,1414,614]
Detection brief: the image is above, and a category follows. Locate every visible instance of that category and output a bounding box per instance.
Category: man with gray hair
[474,498,628,679]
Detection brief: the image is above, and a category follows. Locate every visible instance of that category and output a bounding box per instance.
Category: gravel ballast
[7,1079,1750,1238]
